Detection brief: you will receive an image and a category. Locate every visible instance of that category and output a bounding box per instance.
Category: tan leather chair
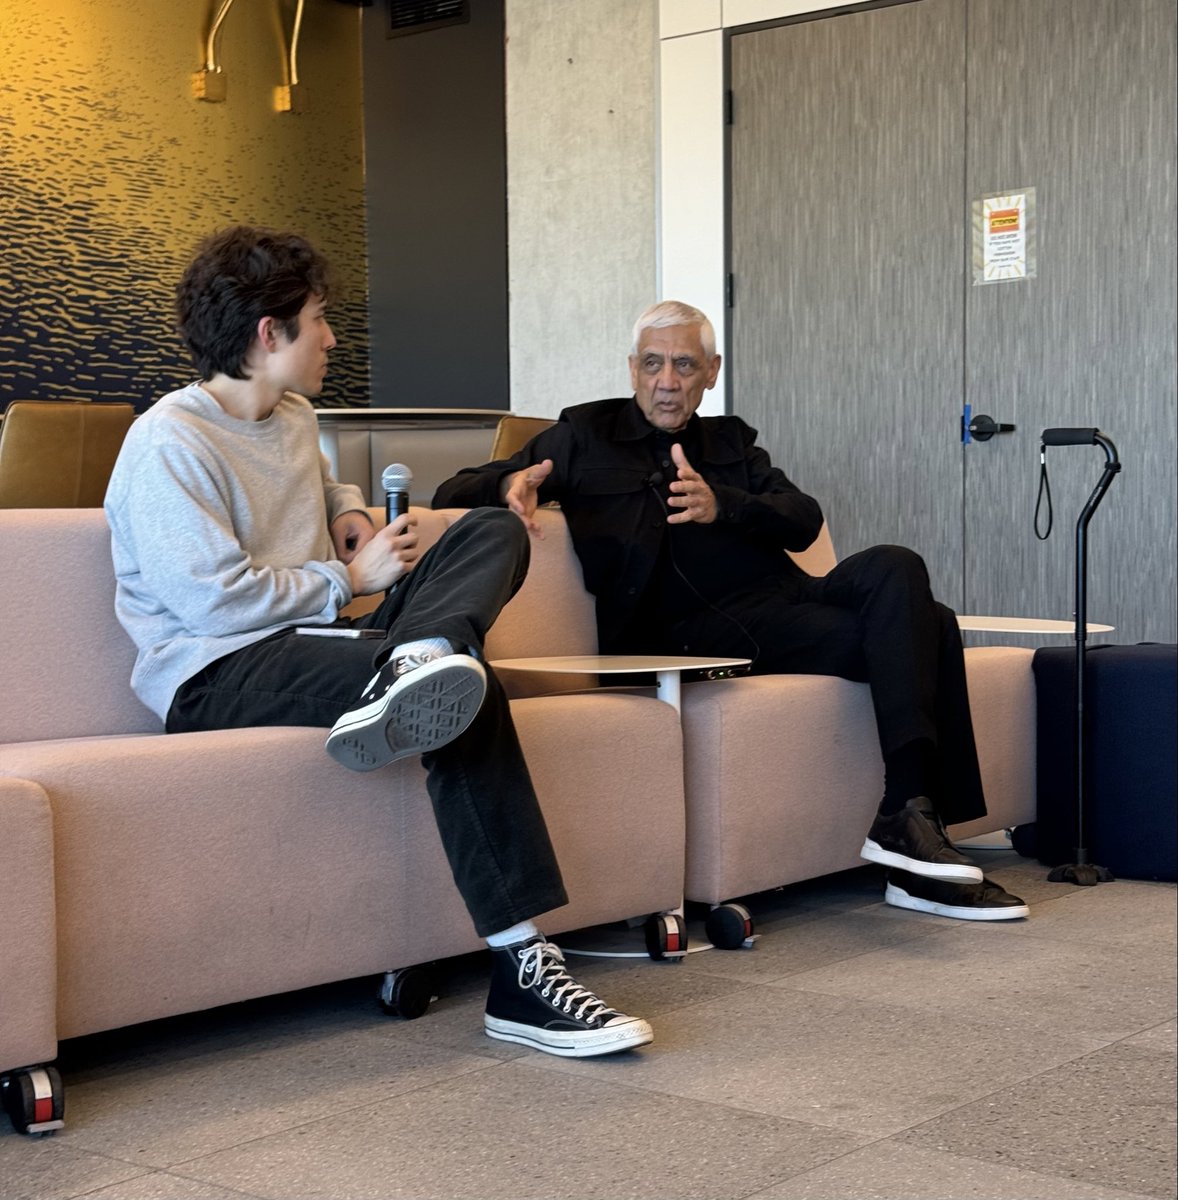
[489,415,555,461]
[0,401,136,508]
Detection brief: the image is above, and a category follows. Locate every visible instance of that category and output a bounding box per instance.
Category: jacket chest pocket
[577,467,650,496]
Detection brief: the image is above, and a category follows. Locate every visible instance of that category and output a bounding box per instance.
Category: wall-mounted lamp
[191,0,312,113]
[274,0,307,114]
[191,0,236,102]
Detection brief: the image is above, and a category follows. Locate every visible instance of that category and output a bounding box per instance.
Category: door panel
[963,0,1177,642]
[729,0,966,604]
[729,0,1177,644]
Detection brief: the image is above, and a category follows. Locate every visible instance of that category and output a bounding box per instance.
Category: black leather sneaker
[861,795,983,882]
[484,937,653,1058]
[885,869,1029,921]
[325,649,486,772]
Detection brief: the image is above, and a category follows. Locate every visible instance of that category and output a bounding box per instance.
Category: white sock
[485,919,540,948]
[389,636,452,663]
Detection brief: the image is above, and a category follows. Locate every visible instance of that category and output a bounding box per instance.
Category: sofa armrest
[0,777,57,1072]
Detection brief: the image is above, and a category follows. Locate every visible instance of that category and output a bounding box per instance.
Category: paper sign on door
[972,189,1037,284]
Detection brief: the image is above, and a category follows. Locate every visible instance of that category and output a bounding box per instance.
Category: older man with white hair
[434,300,1028,922]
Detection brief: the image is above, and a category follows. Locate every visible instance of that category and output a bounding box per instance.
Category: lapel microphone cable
[645,471,761,670]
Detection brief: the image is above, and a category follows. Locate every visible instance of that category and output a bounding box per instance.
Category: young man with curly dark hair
[104,226,652,1058]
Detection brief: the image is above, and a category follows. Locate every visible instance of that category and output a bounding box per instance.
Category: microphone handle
[385,489,409,526]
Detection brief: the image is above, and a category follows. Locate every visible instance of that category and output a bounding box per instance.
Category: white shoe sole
[860,838,983,882]
[885,883,1028,921]
[326,655,486,772]
[484,1014,653,1058]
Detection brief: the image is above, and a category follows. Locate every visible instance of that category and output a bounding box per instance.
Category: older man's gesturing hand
[502,458,554,537]
[667,443,717,524]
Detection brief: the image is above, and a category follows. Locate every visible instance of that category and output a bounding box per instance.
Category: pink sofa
[0,504,1036,1134]
[0,506,686,1133]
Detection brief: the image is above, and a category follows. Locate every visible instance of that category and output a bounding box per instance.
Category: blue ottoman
[1031,643,1177,882]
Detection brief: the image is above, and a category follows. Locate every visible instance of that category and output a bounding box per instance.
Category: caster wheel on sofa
[705,902,756,949]
[379,966,436,1019]
[643,912,687,961]
[2,1065,65,1135]
[1010,823,1038,858]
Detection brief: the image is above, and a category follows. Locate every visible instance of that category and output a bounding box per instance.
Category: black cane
[1041,428,1121,886]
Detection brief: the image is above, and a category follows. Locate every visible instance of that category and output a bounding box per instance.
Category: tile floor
[2,848,1175,1200]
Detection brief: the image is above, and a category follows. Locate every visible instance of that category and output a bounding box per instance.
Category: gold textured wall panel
[0,0,369,409]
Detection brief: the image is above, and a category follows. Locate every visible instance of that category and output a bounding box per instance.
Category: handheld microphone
[1041,427,1099,447]
[381,463,413,526]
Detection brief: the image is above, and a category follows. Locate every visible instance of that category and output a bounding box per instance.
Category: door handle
[966,413,1016,442]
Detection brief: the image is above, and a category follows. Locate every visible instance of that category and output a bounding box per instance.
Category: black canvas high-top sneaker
[326,646,486,772]
[484,937,653,1058]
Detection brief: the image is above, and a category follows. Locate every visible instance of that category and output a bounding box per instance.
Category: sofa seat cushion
[0,691,684,1040]
[680,646,1036,903]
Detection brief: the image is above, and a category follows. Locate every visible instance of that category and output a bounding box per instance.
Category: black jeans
[167,508,568,937]
[665,545,986,826]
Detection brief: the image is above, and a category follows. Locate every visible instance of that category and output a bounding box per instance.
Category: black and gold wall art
[0,0,370,412]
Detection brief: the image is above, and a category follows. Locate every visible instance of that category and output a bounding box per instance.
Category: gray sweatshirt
[104,384,367,720]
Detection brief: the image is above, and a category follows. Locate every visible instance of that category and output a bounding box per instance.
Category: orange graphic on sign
[989,209,1020,231]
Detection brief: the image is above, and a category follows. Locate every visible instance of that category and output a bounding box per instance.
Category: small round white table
[956,616,1113,634]
[490,654,752,715]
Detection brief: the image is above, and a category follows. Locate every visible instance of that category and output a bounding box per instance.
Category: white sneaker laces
[517,940,613,1022]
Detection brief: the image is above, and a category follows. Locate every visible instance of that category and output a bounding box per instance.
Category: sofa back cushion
[348,507,597,668]
[788,522,837,577]
[436,507,598,697]
[0,508,160,742]
[0,505,599,743]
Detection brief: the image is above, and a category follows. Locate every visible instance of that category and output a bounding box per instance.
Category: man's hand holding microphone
[331,462,422,596]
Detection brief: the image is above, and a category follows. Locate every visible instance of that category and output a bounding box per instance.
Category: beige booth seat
[0,506,684,1126]
[0,502,1037,1132]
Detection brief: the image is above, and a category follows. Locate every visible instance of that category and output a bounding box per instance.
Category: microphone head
[381,463,413,492]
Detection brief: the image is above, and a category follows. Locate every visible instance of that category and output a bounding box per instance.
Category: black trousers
[167,508,569,937]
[665,545,986,826]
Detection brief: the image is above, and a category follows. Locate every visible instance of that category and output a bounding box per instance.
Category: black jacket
[433,397,824,652]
